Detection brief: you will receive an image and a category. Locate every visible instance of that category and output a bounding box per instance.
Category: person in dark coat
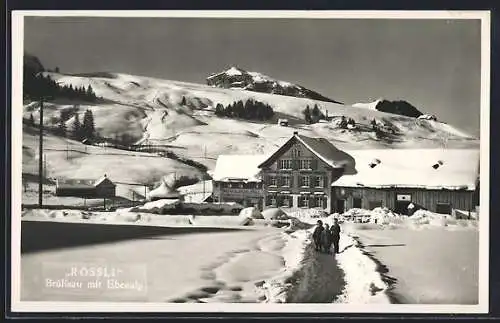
[312,220,324,251]
[321,223,333,254]
[330,218,341,254]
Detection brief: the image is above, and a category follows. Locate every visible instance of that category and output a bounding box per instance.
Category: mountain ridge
[206,66,343,105]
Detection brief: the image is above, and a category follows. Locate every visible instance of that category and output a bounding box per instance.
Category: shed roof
[332,148,479,190]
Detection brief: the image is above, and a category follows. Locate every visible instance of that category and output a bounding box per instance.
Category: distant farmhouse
[55,174,116,198]
[211,131,479,215]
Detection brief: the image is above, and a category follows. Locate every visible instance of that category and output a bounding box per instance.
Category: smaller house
[278,119,289,127]
[212,154,268,209]
[55,174,116,198]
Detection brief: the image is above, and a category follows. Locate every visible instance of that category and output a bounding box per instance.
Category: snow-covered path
[286,244,344,303]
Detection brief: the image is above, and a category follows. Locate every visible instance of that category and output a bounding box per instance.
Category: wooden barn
[331,149,480,215]
[55,174,116,198]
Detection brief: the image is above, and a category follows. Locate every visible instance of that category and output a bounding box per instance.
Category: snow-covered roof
[212,154,269,182]
[94,175,115,187]
[332,149,479,190]
[258,132,356,172]
[177,180,213,195]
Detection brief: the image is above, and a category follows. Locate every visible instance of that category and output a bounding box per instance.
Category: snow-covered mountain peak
[207,66,343,104]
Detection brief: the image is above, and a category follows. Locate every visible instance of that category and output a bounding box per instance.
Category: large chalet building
[258,132,354,212]
[211,131,480,215]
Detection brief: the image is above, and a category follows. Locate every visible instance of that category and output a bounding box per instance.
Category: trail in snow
[285,242,345,303]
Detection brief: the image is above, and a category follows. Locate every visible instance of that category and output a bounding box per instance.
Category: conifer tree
[72,113,82,140]
[215,103,225,116]
[303,105,312,124]
[82,109,96,139]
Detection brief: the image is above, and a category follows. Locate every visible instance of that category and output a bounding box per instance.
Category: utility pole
[43,154,47,179]
[203,145,206,201]
[38,98,44,207]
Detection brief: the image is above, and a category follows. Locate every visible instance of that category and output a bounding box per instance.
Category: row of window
[267,195,325,208]
[278,159,315,170]
[268,175,324,188]
[217,182,262,189]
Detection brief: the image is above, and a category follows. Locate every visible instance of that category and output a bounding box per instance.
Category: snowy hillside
[22,70,479,194]
[207,66,343,104]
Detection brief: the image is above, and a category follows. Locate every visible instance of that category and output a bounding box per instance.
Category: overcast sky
[23,16,482,136]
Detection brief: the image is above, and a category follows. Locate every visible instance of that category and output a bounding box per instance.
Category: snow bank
[134,198,180,214]
[259,230,310,303]
[334,234,391,304]
[369,207,399,225]
[239,206,264,219]
[262,208,289,220]
[340,207,479,230]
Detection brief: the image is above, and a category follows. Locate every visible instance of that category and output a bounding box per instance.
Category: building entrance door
[395,194,412,215]
[336,199,346,213]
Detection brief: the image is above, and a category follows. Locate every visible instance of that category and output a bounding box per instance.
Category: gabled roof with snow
[258,132,356,172]
[332,148,479,190]
[94,175,116,187]
[212,154,269,182]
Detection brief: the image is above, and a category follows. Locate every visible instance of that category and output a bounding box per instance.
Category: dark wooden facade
[259,135,342,213]
[331,186,475,215]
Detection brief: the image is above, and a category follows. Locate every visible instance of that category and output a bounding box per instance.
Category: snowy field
[20,209,322,303]
[19,208,391,304]
[343,223,479,304]
[19,205,480,305]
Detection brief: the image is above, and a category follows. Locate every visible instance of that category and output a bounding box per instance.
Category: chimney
[293,131,298,135]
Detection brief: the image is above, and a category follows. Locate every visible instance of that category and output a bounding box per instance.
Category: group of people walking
[312,219,341,254]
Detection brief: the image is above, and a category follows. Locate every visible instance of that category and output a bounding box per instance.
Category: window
[314,196,324,208]
[300,176,310,187]
[269,176,277,186]
[436,203,452,215]
[282,175,290,187]
[353,197,362,209]
[279,159,292,169]
[283,196,291,207]
[239,183,244,188]
[292,148,301,157]
[313,176,324,188]
[299,159,312,169]
[299,195,309,208]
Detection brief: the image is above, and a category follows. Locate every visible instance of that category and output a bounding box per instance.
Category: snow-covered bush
[239,206,264,219]
[262,208,289,220]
